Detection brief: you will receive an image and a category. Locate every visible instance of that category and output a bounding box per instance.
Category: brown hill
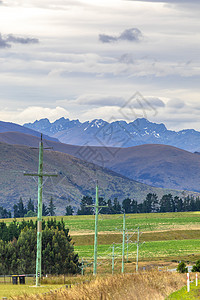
[1,132,200,192]
[1,141,186,215]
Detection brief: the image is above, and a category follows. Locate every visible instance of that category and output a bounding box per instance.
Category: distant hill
[24,117,200,152]
[1,132,200,193]
[0,120,59,142]
[0,141,188,215]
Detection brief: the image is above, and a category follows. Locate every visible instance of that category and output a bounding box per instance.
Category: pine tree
[65,205,74,216]
[77,196,93,215]
[27,198,34,212]
[42,203,49,216]
[48,197,56,216]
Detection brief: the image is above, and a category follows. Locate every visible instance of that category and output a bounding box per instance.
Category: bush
[177,261,188,273]
[192,259,200,272]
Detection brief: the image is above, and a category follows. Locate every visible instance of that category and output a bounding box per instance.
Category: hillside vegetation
[0,142,187,215]
[2,132,200,192]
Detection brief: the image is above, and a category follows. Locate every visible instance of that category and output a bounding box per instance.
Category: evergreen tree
[143,193,158,213]
[122,198,132,213]
[98,197,107,214]
[106,199,114,214]
[77,196,94,215]
[159,194,173,212]
[0,207,11,218]
[131,199,138,213]
[42,203,49,216]
[65,205,74,216]
[18,197,27,217]
[48,197,56,216]
[27,198,34,212]
[113,198,121,214]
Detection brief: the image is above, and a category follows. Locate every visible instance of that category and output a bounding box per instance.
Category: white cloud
[0,106,70,124]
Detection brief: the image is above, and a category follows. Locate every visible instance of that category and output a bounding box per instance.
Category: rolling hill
[0,141,188,215]
[1,132,200,192]
[0,120,59,142]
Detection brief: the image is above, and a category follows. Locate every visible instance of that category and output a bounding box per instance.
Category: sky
[0,0,200,131]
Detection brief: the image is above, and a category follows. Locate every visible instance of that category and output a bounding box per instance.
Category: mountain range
[24,117,200,152]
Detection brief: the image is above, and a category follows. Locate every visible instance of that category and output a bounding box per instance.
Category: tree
[77,196,94,215]
[143,193,158,213]
[42,203,49,216]
[131,199,138,213]
[177,261,188,273]
[27,198,34,212]
[48,197,56,216]
[0,206,11,218]
[159,194,173,213]
[192,260,200,272]
[113,198,121,214]
[13,198,27,218]
[122,198,132,213]
[98,197,107,214]
[0,219,80,275]
[65,205,74,216]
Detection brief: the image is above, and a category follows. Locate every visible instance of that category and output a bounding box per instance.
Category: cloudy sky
[0,0,199,131]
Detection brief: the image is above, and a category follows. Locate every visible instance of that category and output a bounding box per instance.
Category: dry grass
[12,270,186,300]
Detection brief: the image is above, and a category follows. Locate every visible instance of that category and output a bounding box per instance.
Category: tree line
[0,197,56,219]
[1,193,200,219]
[66,193,200,215]
[0,218,80,275]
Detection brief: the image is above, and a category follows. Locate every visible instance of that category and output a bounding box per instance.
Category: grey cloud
[167,99,185,109]
[0,33,39,49]
[6,34,39,44]
[131,97,165,110]
[0,34,10,48]
[119,53,134,64]
[99,28,142,44]
[76,95,125,107]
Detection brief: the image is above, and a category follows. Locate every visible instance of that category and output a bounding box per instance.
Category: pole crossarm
[24,173,58,177]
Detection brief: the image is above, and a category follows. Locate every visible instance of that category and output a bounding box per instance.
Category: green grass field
[1,211,200,298]
[0,283,64,299]
[3,211,200,233]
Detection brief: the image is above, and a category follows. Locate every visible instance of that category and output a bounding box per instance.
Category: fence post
[196,273,198,287]
[187,273,190,292]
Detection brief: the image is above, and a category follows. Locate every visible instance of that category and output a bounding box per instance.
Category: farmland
[1,211,200,298]
[2,211,200,267]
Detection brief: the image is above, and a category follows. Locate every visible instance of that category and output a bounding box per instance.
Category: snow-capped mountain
[24,117,200,152]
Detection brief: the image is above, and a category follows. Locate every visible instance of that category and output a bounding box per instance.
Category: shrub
[192,259,200,272]
[177,261,188,273]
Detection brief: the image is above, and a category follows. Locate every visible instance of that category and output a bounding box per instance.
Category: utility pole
[112,243,115,275]
[93,182,99,276]
[121,212,126,273]
[24,134,57,286]
[87,180,107,276]
[135,227,144,272]
[126,233,129,263]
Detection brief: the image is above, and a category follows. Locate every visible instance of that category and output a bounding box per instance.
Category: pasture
[1,211,200,298]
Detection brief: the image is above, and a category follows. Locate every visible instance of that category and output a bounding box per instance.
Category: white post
[196,273,198,287]
[187,273,190,292]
